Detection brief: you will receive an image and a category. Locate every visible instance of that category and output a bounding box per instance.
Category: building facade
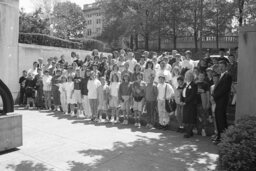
[83,3,104,38]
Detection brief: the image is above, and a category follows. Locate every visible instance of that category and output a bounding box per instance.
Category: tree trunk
[173,15,177,50]
[130,34,134,50]
[145,32,149,50]
[216,0,219,49]
[173,35,177,50]
[135,33,138,50]
[194,9,198,52]
[238,0,245,26]
[194,31,198,52]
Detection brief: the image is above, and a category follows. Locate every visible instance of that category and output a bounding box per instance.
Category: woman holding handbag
[157,73,175,129]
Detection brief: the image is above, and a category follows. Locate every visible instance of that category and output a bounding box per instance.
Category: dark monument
[0,79,14,115]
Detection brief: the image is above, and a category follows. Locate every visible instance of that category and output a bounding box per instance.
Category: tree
[52,2,86,39]
[100,0,159,50]
[19,8,50,34]
[161,0,191,49]
[32,0,62,16]
[235,0,256,26]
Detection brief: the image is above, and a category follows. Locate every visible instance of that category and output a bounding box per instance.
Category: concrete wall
[0,0,20,99]
[14,43,107,100]
[18,43,94,74]
[236,25,256,119]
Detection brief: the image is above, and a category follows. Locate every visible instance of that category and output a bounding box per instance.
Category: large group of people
[18,48,237,144]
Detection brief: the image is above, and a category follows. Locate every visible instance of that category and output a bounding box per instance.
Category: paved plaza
[0,109,218,171]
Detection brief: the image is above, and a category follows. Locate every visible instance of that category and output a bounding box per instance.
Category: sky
[19,0,95,13]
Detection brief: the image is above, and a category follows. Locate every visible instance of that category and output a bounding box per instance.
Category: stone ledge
[0,114,22,152]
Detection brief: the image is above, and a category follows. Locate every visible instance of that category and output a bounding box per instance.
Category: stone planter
[0,114,22,152]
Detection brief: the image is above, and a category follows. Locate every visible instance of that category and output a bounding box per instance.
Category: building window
[96,28,101,33]
[87,20,92,25]
[96,19,101,24]
[87,29,91,36]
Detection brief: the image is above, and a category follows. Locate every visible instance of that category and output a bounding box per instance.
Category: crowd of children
[18,49,237,139]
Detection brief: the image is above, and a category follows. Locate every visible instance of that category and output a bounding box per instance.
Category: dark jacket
[181,81,198,124]
[213,72,232,103]
[81,77,90,95]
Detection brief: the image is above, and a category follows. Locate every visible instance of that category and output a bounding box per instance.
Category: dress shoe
[212,139,221,145]
[184,134,192,138]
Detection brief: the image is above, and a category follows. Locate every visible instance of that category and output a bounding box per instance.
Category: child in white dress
[109,73,121,123]
[88,71,101,121]
[58,76,68,115]
[64,76,76,116]
[97,77,110,122]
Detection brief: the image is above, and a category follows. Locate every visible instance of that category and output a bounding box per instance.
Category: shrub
[218,115,256,171]
[19,33,82,49]
[81,39,105,51]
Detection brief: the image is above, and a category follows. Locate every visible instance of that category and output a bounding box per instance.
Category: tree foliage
[19,8,50,34]
[52,2,86,39]
[101,0,256,50]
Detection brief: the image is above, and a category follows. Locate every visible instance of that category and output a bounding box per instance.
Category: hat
[185,50,192,54]
[164,55,172,59]
[123,73,130,77]
[158,73,166,79]
[92,63,98,67]
[206,67,213,71]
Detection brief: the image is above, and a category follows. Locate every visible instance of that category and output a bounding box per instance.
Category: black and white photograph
[0,0,255,170]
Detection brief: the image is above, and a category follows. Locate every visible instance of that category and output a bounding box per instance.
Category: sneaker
[110,117,115,123]
[202,129,206,136]
[106,116,110,121]
[137,123,141,128]
[116,117,119,123]
[71,112,75,117]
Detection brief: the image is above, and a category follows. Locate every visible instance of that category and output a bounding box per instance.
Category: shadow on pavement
[6,160,55,171]
[67,135,218,171]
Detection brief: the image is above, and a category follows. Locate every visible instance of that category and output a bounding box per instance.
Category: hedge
[218,115,256,171]
[19,33,82,49]
[81,38,105,51]
[19,33,106,51]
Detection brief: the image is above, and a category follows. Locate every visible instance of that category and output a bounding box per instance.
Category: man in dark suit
[212,60,232,144]
[181,70,198,138]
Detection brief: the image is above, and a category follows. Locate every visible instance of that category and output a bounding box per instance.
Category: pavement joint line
[22,125,104,149]
[22,120,163,150]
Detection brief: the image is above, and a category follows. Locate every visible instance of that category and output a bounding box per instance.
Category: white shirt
[157,83,174,100]
[42,75,52,91]
[180,59,194,69]
[110,82,120,97]
[87,79,101,99]
[182,82,191,98]
[220,71,227,81]
[127,58,137,73]
[155,69,172,83]
[28,68,38,78]
[165,64,172,72]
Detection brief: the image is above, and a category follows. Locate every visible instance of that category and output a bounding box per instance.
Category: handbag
[165,84,176,113]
